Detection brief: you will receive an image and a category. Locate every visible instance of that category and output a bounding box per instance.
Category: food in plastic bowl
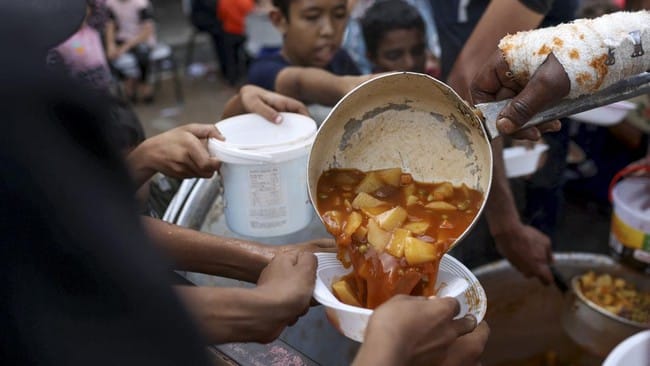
[313,252,487,342]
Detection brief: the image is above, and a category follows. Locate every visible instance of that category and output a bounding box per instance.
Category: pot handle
[608,164,650,202]
[479,72,650,139]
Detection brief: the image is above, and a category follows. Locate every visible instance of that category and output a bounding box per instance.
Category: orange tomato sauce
[316,168,483,309]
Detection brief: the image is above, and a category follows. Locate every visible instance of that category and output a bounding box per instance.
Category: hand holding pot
[470,52,567,140]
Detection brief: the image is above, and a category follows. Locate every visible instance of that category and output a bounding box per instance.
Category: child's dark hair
[361,0,425,57]
[272,0,291,19]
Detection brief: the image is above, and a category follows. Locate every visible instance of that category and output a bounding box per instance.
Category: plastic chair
[244,10,282,59]
[111,43,184,104]
[150,43,183,104]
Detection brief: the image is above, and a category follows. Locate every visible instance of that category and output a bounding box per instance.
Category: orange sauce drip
[316,168,483,309]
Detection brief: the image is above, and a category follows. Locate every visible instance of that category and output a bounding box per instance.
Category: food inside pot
[577,271,650,324]
[316,168,483,309]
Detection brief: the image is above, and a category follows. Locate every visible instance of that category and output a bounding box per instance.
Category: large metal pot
[563,274,650,357]
[307,72,650,251]
[474,253,649,365]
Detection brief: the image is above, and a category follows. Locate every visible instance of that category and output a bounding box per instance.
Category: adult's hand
[493,223,553,285]
[354,296,480,366]
[470,51,569,140]
[439,321,490,366]
[238,84,310,123]
[252,251,317,343]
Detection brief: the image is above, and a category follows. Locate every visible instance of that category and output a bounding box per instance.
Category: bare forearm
[275,67,347,106]
[484,139,521,235]
[175,285,268,344]
[353,341,405,366]
[105,21,117,50]
[143,217,274,282]
[122,22,154,51]
[221,93,246,119]
[126,140,157,187]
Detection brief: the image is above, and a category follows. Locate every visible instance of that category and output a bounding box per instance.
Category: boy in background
[247,0,371,107]
[360,0,427,73]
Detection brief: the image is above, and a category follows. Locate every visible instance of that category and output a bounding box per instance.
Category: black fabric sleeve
[518,0,555,14]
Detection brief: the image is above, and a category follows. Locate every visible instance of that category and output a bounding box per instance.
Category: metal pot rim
[570,276,649,328]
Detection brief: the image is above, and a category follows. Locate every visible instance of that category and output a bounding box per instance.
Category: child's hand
[341,74,379,96]
[127,124,223,185]
[240,85,309,123]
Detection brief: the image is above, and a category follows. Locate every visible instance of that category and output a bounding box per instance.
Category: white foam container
[503,143,549,178]
[570,101,636,126]
[603,330,650,366]
[208,113,317,237]
[313,252,487,343]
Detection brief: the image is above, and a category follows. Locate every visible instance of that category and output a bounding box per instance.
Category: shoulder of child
[247,53,291,91]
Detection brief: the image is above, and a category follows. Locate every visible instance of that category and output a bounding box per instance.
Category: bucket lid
[209,113,317,164]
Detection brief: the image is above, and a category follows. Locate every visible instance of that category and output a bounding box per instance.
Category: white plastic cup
[208,113,317,237]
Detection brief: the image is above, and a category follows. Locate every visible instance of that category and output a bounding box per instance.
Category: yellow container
[609,165,650,272]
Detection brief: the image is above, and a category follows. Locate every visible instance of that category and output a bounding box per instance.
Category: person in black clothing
[428,0,577,285]
[188,0,230,80]
[1,2,489,365]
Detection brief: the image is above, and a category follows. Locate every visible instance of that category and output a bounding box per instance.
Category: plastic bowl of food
[313,252,487,343]
[503,143,549,178]
[569,101,636,126]
[603,330,650,366]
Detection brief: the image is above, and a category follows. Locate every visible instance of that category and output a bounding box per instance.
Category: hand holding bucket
[208,113,317,237]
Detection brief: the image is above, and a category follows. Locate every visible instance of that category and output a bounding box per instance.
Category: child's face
[275,0,349,67]
[370,28,426,73]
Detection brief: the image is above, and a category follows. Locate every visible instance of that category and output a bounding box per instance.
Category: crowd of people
[2,0,649,364]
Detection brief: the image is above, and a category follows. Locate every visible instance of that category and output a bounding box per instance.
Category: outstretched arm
[126,124,223,187]
[142,217,334,282]
[275,67,374,106]
[176,251,318,344]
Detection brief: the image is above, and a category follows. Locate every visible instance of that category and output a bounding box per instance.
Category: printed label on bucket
[611,213,650,251]
[248,166,288,229]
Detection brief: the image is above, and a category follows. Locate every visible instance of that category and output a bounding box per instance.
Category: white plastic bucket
[609,165,650,268]
[208,113,317,237]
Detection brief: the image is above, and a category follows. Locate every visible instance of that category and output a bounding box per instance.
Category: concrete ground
[134,0,238,137]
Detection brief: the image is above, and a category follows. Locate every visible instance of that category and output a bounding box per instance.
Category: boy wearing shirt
[247,0,371,106]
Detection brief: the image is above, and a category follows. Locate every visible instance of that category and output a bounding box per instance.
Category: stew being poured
[316,168,483,309]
